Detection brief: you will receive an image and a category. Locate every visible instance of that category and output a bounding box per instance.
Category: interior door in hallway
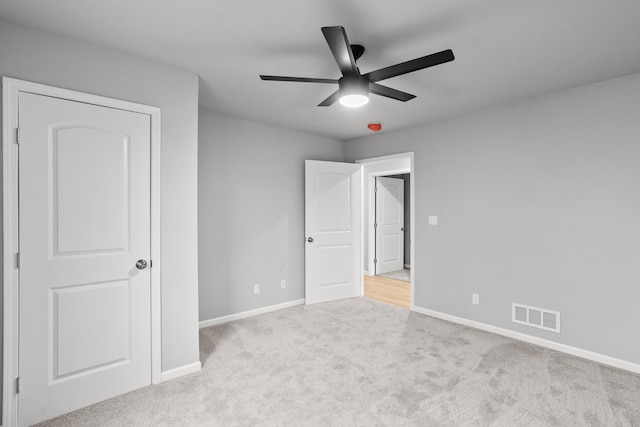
[18,92,152,426]
[305,160,362,304]
[375,176,404,274]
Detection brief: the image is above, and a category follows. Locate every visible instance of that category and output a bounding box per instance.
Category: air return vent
[512,303,560,333]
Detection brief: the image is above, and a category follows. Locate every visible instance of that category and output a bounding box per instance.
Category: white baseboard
[363,270,371,276]
[199,299,305,328]
[412,306,640,375]
[161,361,202,382]
[404,264,411,269]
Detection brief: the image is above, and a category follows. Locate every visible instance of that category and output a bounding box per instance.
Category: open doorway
[356,153,414,309]
[375,174,410,279]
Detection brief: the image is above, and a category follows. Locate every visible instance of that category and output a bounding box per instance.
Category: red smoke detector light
[368,123,382,132]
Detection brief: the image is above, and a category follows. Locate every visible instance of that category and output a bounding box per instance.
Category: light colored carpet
[39,298,640,426]
[378,268,410,282]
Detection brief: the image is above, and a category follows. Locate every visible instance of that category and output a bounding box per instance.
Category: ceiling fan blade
[366,49,454,83]
[260,75,338,84]
[318,90,341,107]
[369,83,416,102]
[321,26,359,77]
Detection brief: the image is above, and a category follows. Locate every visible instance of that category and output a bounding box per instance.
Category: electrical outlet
[281,280,286,289]
[428,216,438,226]
[472,293,479,305]
[253,284,260,295]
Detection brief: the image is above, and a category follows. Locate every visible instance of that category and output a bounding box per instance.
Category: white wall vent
[512,303,560,333]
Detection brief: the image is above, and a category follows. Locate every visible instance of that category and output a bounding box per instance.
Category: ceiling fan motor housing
[339,76,369,97]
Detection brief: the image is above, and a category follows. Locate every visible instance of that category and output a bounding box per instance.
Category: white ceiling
[1,0,640,140]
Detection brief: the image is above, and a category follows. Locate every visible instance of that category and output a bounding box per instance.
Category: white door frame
[375,176,405,275]
[356,152,414,308]
[2,77,162,426]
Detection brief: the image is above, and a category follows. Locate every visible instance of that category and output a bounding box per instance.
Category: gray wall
[198,111,344,321]
[0,19,201,377]
[346,73,640,365]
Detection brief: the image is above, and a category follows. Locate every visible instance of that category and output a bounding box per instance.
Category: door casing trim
[2,77,162,426]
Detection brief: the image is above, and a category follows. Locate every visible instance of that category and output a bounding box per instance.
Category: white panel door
[375,177,404,274]
[18,92,152,426]
[305,160,361,304]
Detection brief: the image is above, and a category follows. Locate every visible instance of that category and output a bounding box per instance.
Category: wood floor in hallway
[363,274,410,309]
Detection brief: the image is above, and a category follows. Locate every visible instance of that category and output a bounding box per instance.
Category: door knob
[307,237,314,243]
[136,259,148,270]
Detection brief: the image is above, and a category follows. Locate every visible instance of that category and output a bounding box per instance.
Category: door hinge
[374,259,377,264]
[374,185,377,193]
[15,252,20,269]
[374,223,377,229]
[150,260,153,268]
[15,377,20,394]
[15,128,20,145]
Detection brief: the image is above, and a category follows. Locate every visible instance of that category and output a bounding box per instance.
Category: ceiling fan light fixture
[338,76,369,108]
[259,26,454,107]
[339,93,369,108]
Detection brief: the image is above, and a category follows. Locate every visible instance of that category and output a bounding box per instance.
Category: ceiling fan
[260,26,455,108]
